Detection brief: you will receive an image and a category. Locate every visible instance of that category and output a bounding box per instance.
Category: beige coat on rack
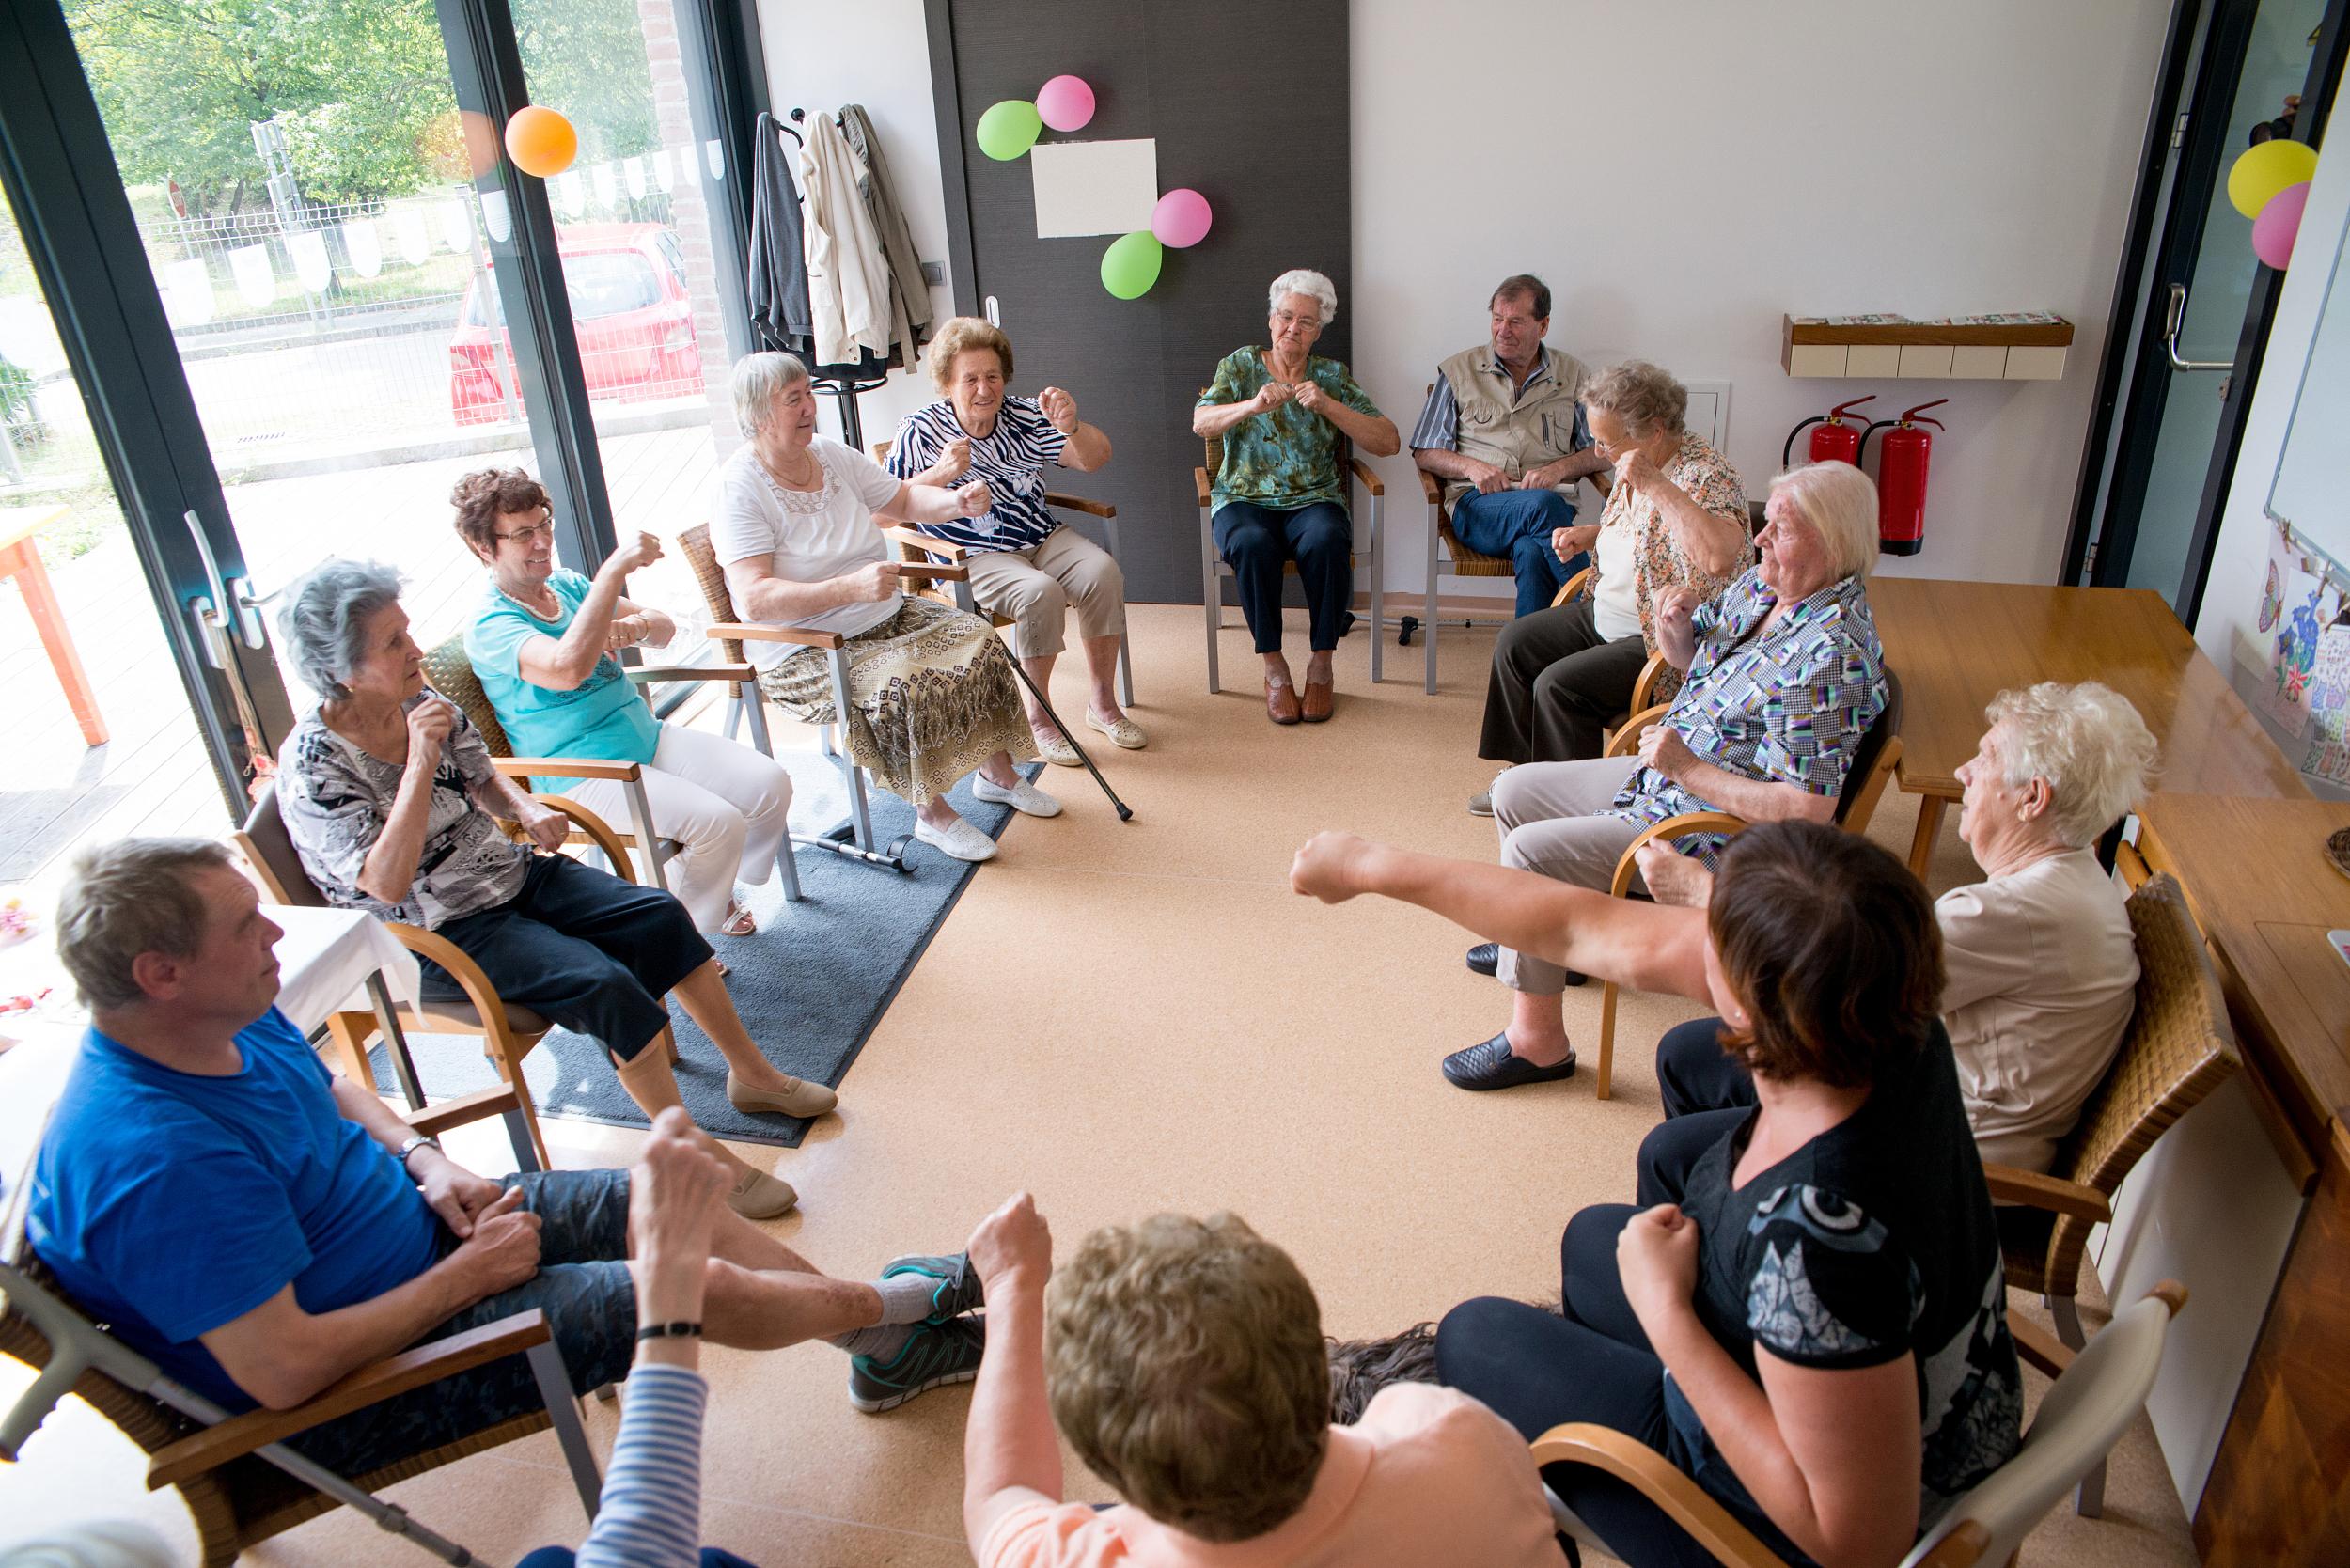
[799,111,901,367]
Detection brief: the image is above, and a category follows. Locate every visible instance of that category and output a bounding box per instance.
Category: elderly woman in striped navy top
[885,316,1136,761]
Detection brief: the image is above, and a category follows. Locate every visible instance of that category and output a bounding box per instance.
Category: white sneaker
[972,774,1062,818]
[915,813,997,861]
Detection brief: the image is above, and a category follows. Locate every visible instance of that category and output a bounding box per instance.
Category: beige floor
[1,604,2201,1567]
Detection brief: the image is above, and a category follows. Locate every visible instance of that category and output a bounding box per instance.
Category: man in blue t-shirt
[28,839,1002,1475]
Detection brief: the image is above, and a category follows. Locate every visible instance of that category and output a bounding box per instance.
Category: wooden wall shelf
[1781,314,2076,381]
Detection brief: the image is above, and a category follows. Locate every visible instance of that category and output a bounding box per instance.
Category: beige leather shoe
[1031,728,1083,767]
[1085,709,1147,749]
[726,1166,799,1220]
[728,1070,838,1118]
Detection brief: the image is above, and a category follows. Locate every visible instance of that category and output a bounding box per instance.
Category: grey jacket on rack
[748,110,813,354]
[839,104,932,356]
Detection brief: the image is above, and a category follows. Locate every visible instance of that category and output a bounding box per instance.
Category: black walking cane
[1005,657,1134,822]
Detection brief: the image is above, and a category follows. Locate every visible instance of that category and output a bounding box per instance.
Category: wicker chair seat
[1436,517,1512,576]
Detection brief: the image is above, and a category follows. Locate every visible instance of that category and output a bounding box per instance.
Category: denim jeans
[1450,487,1583,618]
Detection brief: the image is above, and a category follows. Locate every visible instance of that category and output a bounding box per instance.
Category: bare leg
[1304,647,1335,684]
[695,1257,886,1349]
[1262,651,1293,687]
[1504,990,1573,1068]
[1018,651,1062,739]
[1079,633,1126,724]
[613,1046,770,1184]
[670,959,804,1095]
[977,747,1022,788]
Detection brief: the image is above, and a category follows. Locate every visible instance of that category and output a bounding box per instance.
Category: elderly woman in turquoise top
[458,466,793,941]
[1195,268,1400,726]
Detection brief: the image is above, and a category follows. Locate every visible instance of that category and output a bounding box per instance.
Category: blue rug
[369,752,1033,1148]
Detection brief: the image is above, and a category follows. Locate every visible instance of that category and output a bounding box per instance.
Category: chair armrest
[1554,566,1594,607]
[1608,812,1751,898]
[898,562,968,584]
[537,796,637,878]
[2010,1309,2072,1378]
[492,757,645,784]
[1043,492,1117,519]
[400,1085,525,1140]
[887,526,968,562]
[1628,652,1669,716]
[1417,466,1442,504]
[626,663,756,687]
[1603,703,1675,758]
[1193,466,1212,509]
[384,923,521,1025]
[1347,457,1386,498]
[1530,1424,1790,1568]
[706,622,845,651]
[147,1311,556,1489]
[1982,1163,2112,1224]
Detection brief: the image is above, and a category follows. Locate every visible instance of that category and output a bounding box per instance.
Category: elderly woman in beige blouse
[1640,679,2160,1181]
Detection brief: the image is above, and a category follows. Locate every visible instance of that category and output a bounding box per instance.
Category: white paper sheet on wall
[1029,139,1157,238]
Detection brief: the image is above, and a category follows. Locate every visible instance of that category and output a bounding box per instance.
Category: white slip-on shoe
[972,775,1062,818]
[915,813,998,861]
[1085,710,1147,749]
[1031,729,1083,767]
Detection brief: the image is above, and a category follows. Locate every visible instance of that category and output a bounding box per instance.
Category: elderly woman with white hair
[712,351,1056,864]
[1477,360,1754,786]
[1193,268,1402,725]
[1639,681,2159,1192]
[273,559,818,1219]
[1444,461,1888,1092]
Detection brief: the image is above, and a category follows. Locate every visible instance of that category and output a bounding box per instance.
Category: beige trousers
[963,525,1126,659]
[1492,756,1645,995]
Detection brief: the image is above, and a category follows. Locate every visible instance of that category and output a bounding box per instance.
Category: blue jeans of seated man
[1450,487,1586,618]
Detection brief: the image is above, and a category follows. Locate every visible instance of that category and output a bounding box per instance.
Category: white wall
[2195,115,2350,797]
[760,0,2171,592]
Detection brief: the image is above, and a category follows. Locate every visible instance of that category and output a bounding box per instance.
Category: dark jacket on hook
[749,110,814,354]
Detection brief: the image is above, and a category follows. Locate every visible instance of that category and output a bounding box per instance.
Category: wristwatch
[396,1134,443,1171]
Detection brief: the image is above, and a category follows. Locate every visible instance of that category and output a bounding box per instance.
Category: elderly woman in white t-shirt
[709,353,1054,864]
[1640,680,2160,1182]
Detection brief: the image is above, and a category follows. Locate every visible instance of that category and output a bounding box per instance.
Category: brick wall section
[634,0,739,447]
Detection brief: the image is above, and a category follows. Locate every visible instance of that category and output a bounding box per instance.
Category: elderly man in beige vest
[1410,274,1612,618]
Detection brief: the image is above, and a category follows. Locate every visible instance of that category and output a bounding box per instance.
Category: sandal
[721,900,757,938]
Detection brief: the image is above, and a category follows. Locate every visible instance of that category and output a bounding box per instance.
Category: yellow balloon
[2229,139,2317,220]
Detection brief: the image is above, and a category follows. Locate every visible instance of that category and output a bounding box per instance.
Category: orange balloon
[504,105,577,179]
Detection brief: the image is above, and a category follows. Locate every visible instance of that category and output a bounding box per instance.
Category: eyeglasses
[495,520,556,543]
[1272,308,1322,330]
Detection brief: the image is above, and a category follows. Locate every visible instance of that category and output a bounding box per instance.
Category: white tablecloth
[266,904,423,1034]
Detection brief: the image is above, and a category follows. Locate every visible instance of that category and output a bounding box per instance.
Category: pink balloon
[1152,188,1213,249]
[2253,180,2311,270]
[1035,75,1095,133]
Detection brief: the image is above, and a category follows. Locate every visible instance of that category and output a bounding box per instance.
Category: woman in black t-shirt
[1290,821,2022,1568]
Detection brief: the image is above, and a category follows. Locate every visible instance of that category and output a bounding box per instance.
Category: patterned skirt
[756,596,1035,806]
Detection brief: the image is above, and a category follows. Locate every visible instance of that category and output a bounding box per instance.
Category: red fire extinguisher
[1781,396,1875,470]
[1861,399,1947,557]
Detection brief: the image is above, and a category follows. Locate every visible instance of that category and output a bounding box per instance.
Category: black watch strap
[635,1321,704,1342]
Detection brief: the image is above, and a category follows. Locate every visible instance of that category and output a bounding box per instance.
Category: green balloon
[976,100,1042,161]
[1101,231,1163,299]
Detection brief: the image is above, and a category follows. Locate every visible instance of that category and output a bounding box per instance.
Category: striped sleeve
[574,1364,708,1568]
[1408,373,1458,451]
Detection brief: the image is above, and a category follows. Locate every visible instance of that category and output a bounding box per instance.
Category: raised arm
[1194,381,1281,439]
[1618,450,1750,580]
[1037,386,1111,472]
[513,534,663,691]
[1289,832,1712,999]
[723,552,901,625]
[354,697,457,907]
[962,1194,1064,1554]
[1309,393,1400,458]
[885,477,995,528]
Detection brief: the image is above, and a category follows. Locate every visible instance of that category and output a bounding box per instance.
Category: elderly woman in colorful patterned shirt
[883,316,1133,762]
[1475,360,1754,792]
[1194,268,1401,726]
[1444,460,1888,1092]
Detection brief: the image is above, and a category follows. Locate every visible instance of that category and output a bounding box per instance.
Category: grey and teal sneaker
[880,1250,984,1323]
[849,1314,987,1413]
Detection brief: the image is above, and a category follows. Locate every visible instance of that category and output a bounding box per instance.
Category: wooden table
[1868,579,2305,874]
[2132,794,2350,1567]
[1,504,106,747]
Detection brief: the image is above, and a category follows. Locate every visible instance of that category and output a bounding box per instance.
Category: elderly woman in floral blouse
[1195,268,1401,726]
[1446,460,1888,1092]
[1474,361,1753,800]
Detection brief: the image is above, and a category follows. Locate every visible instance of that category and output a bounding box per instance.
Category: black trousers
[1480,599,1654,765]
[420,853,712,1061]
[1212,499,1354,654]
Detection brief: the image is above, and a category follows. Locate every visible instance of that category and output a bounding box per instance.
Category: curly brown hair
[1045,1213,1328,1543]
[926,316,1013,390]
[1707,821,1943,1090]
[450,466,551,559]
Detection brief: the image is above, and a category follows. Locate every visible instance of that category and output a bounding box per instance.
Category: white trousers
[562,722,793,933]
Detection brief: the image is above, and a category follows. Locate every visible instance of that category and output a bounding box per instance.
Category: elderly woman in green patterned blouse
[1195,268,1400,726]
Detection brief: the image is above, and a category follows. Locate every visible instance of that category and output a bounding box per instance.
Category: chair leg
[662,1027,682,1067]
[1201,512,1222,695]
[723,693,743,743]
[1596,981,1618,1101]
[776,834,804,902]
[1424,535,1440,697]
[1368,494,1384,685]
[489,1032,554,1172]
[527,1337,604,1520]
[1118,628,1135,709]
[2045,1293,2107,1516]
[823,654,879,854]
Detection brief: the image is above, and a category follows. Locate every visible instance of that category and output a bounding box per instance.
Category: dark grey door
[928,0,1353,604]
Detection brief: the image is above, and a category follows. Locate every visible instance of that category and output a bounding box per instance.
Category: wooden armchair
[1532,1280,2187,1568]
[870,441,1133,708]
[675,523,967,876]
[1551,565,1672,750]
[1,1126,600,1568]
[1587,668,1905,1098]
[418,633,803,906]
[1195,431,1385,693]
[1978,869,2236,1516]
[233,781,648,1172]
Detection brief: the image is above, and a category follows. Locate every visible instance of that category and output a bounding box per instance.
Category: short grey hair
[1985,682,2159,848]
[731,351,812,438]
[56,839,238,1010]
[1580,360,1687,439]
[1768,462,1880,582]
[1266,269,1337,326]
[278,558,405,701]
